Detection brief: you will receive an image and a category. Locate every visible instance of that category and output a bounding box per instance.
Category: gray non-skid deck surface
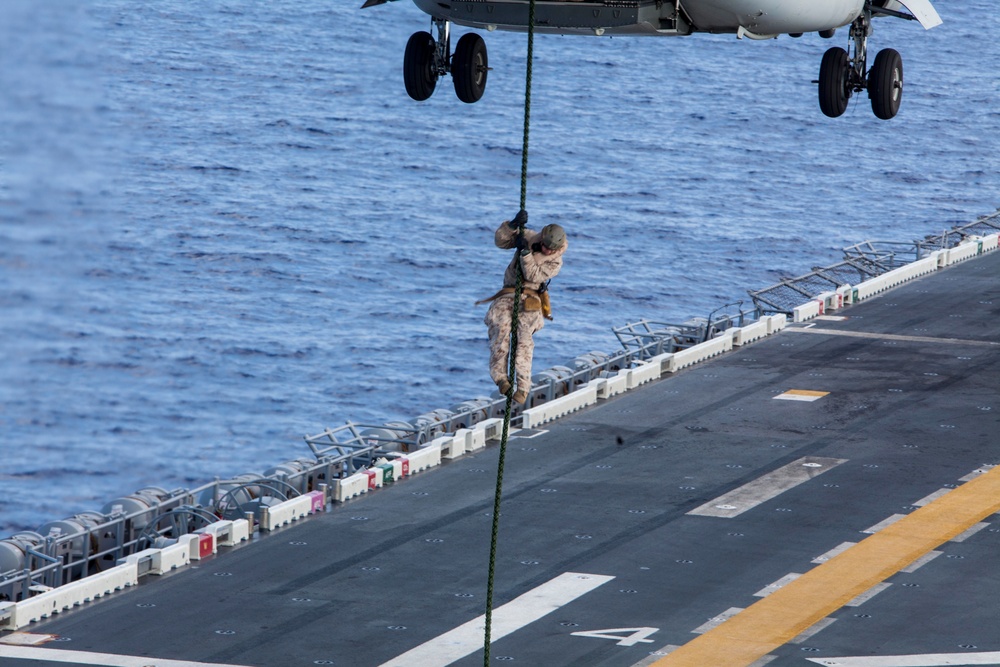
[6,251,999,667]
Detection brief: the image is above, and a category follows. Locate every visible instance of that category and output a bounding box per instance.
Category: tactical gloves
[508,209,528,228]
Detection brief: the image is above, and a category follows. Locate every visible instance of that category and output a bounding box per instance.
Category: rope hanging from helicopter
[483,0,537,662]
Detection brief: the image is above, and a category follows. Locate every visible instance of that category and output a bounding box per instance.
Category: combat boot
[512,388,528,404]
[497,377,512,395]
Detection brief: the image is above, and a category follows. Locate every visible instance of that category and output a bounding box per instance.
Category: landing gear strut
[817,10,903,120]
[403,19,489,103]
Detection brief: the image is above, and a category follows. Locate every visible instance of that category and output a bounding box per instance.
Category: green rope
[518,1,535,212]
[484,0,536,664]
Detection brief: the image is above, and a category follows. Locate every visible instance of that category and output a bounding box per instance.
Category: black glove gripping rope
[484,0,536,664]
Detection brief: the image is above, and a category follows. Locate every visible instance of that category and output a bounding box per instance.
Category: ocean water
[1,0,997,535]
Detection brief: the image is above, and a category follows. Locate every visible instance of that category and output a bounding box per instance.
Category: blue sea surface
[1,0,997,534]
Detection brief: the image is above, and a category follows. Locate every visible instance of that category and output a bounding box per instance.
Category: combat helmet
[540,223,566,250]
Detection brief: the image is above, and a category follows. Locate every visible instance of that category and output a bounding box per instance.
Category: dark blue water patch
[0,291,34,305]
[7,467,118,479]
[483,144,523,156]
[220,347,312,359]
[189,164,243,172]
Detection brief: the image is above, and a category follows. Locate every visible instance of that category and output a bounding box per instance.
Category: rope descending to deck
[483,0,537,664]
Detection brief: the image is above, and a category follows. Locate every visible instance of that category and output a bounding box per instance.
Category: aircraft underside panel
[681,0,865,36]
[411,0,864,36]
[411,0,692,36]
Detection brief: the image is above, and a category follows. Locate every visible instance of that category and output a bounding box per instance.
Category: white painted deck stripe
[691,607,743,635]
[952,521,990,542]
[812,542,856,564]
[629,645,680,667]
[900,550,942,573]
[379,572,614,667]
[808,651,1000,666]
[959,464,996,482]
[913,488,950,506]
[790,617,837,644]
[0,645,250,667]
[688,457,847,518]
[861,514,906,534]
[786,327,1000,348]
[753,573,802,598]
[845,582,891,607]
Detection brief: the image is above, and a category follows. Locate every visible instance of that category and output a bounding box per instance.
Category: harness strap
[474,286,541,306]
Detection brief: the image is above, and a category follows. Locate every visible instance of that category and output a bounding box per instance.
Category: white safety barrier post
[836,284,852,307]
[521,383,598,428]
[668,335,734,372]
[651,352,676,374]
[461,426,488,453]
[227,518,251,544]
[626,359,662,389]
[792,300,822,322]
[0,562,139,630]
[386,456,409,480]
[767,314,787,334]
[364,466,385,489]
[477,418,504,442]
[594,371,629,399]
[406,441,442,474]
[731,320,768,346]
[947,240,981,265]
[260,491,325,532]
[438,433,465,460]
[196,520,235,549]
[333,471,369,502]
[119,547,184,577]
[852,273,889,302]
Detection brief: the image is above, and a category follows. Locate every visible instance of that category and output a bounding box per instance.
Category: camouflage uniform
[483,219,567,397]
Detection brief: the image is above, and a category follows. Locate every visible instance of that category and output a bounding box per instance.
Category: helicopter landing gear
[403,19,489,103]
[403,31,438,101]
[818,46,851,118]
[453,33,488,103]
[868,47,903,120]
[817,10,904,120]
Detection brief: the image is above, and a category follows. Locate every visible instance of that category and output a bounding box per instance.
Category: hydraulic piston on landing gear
[403,18,489,104]
[818,9,904,120]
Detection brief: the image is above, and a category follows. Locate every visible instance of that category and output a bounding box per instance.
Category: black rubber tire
[818,46,850,118]
[868,48,903,120]
[403,31,437,101]
[452,33,488,104]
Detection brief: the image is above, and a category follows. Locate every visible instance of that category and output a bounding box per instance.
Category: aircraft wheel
[818,46,850,118]
[404,31,437,101]
[868,48,903,120]
[452,33,488,103]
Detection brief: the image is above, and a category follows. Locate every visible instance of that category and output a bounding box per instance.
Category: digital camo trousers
[485,295,545,393]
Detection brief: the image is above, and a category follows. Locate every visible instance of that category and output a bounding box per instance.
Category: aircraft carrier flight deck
[1,220,999,667]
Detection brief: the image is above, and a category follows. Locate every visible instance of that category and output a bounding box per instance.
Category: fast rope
[483,0,537,663]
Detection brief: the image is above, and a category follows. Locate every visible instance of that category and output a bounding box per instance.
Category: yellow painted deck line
[652,463,1000,667]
